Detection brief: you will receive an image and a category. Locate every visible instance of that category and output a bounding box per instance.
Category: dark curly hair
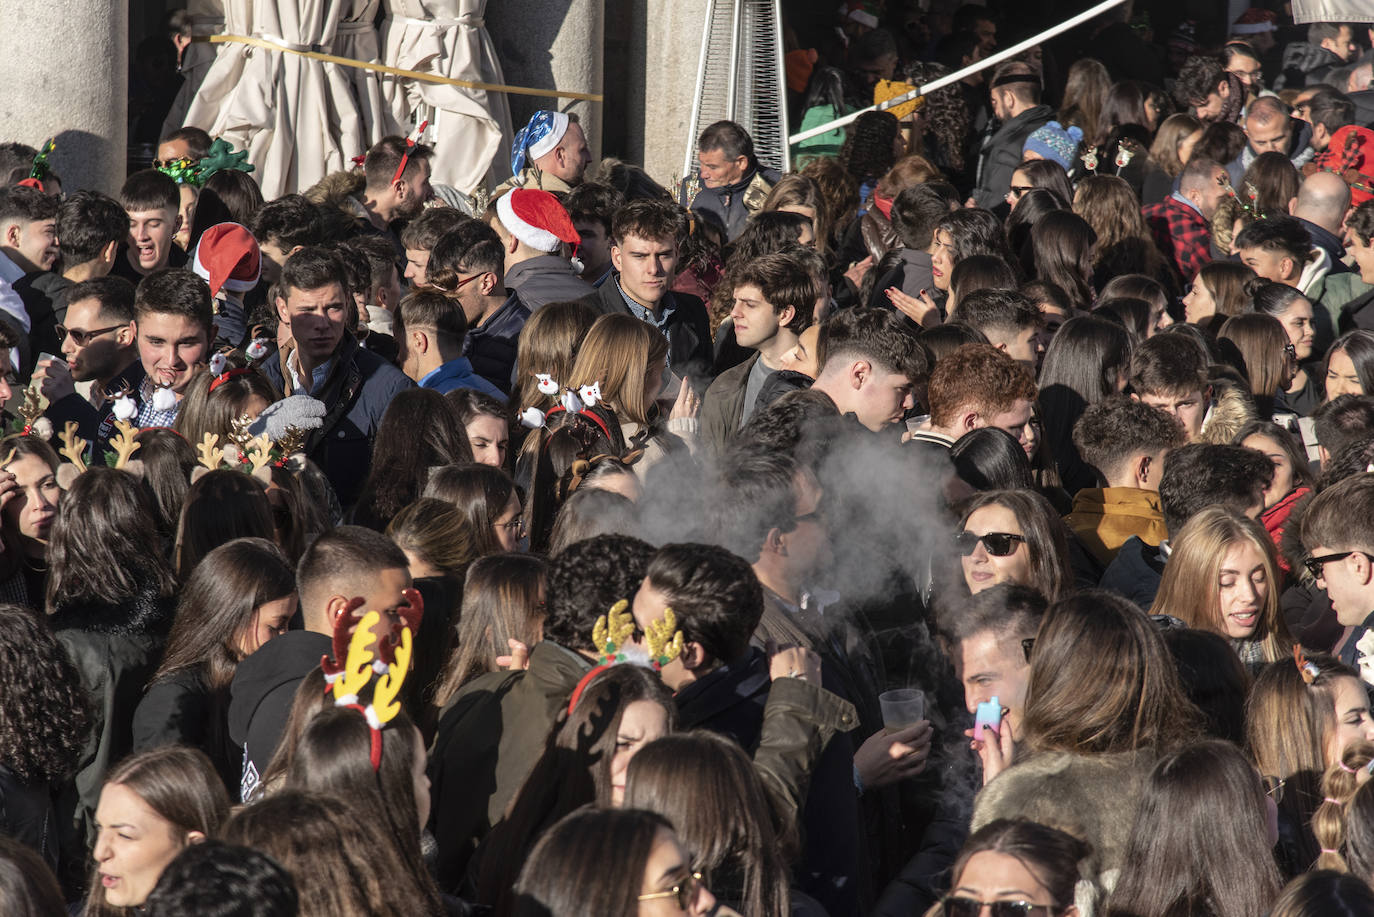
[903,60,970,173]
[839,111,901,187]
[0,605,90,783]
[545,533,654,654]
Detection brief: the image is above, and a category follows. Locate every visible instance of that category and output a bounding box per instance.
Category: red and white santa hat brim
[496,188,581,254]
[192,222,261,297]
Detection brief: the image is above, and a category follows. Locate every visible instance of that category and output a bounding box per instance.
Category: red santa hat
[496,188,581,254]
[192,222,261,298]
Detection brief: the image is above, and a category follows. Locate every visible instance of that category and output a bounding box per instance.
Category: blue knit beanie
[1023,121,1084,171]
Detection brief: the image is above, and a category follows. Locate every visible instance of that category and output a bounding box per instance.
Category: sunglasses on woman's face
[942,897,1055,917]
[954,531,1026,557]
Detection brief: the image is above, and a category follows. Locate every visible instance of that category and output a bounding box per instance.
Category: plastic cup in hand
[880,688,926,733]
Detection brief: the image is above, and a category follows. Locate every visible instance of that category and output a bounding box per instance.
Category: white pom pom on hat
[112,394,137,422]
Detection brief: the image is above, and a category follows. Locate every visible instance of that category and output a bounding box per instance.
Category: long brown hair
[1031,211,1097,311]
[0,434,58,580]
[477,665,677,915]
[173,469,275,581]
[1073,175,1173,283]
[1059,58,1111,144]
[422,462,516,557]
[433,553,547,708]
[1150,113,1202,178]
[1023,589,1201,755]
[958,490,1073,601]
[1221,312,1291,398]
[386,497,482,580]
[352,388,472,530]
[515,299,598,413]
[0,835,65,917]
[566,313,669,427]
[130,429,197,544]
[172,357,280,448]
[1105,739,1282,917]
[762,173,830,257]
[222,790,432,917]
[513,808,676,917]
[1248,652,1360,867]
[83,746,230,917]
[1196,261,1257,318]
[285,707,442,915]
[1312,740,1374,872]
[153,537,296,691]
[47,467,176,614]
[1151,506,1292,663]
[625,731,790,917]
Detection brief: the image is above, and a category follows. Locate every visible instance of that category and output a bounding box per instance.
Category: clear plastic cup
[880,688,926,732]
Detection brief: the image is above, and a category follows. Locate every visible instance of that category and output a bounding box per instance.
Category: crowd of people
[6,2,1374,915]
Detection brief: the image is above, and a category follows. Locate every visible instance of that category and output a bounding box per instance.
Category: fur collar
[1200,375,1258,445]
[50,582,175,638]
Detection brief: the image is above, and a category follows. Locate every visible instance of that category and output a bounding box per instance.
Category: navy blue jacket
[1098,535,1167,609]
[464,292,529,395]
[679,166,782,240]
[259,335,412,508]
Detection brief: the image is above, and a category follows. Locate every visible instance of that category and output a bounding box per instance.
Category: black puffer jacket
[51,584,175,892]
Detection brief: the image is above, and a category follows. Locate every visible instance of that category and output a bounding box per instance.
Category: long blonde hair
[1152,505,1292,663]
[566,313,669,427]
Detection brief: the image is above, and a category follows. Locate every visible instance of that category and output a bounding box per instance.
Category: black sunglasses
[954,531,1025,557]
[1304,551,1374,580]
[56,323,125,346]
[942,897,1055,917]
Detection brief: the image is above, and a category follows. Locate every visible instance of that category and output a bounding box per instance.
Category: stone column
[0,0,128,195]
[487,0,605,169]
[634,0,702,188]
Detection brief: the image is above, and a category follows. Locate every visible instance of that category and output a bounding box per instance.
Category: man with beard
[493,109,593,197]
[351,135,435,259]
[39,276,145,443]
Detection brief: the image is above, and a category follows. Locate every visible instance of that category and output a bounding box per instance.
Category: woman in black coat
[46,467,177,895]
[132,538,297,797]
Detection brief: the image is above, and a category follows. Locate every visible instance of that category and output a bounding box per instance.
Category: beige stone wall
[0,0,129,194]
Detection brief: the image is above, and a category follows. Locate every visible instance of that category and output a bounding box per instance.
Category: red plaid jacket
[1141,196,1213,284]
